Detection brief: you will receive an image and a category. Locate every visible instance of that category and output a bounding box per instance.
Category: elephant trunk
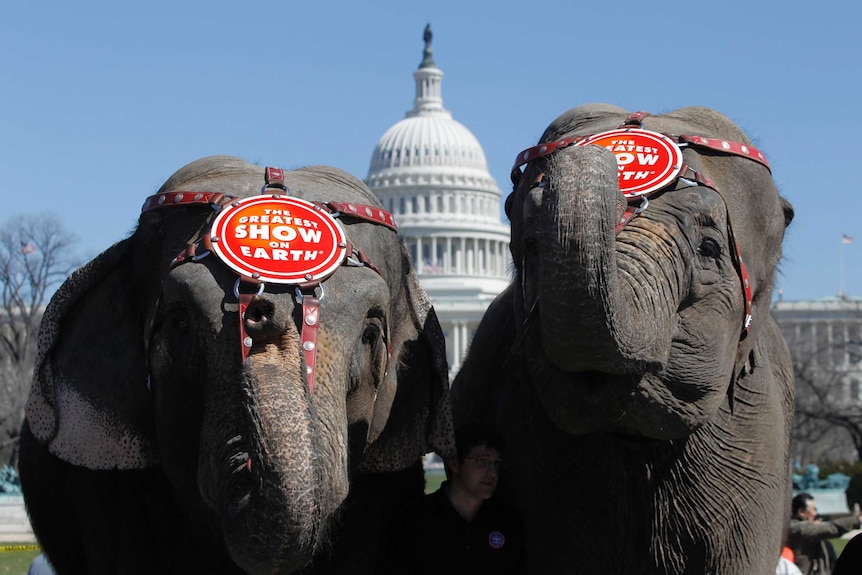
[532,144,672,373]
[215,340,345,574]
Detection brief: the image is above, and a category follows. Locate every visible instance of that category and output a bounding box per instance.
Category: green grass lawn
[425,470,445,494]
[0,544,40,574]
[833,537,848,556]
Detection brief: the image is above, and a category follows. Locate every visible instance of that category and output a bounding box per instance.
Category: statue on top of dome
[420,24,435,68]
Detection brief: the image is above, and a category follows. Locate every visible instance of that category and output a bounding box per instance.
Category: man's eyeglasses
[466,456,503,471]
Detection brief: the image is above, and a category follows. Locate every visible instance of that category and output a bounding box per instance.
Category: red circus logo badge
[576,128,683,197]
[210,196,347,283]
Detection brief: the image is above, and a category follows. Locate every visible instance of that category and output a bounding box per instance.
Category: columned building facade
[365,26,510,378]
[772,296,862,463]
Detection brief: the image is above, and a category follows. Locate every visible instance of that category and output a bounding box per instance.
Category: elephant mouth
[220,449,253,519]
[198,434,252,516]
[606,432,663,446]
[532,366,704,440]
[531,368,635,430]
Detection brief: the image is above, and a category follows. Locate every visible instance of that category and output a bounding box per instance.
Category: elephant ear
[25,238,158,470]
[358,246,455,473]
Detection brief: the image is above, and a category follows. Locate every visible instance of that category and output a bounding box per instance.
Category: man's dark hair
[792,492,814,516]
[454,422,505,462]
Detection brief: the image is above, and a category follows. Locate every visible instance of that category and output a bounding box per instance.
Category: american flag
[843,234,854,245]
[19,242,36,255]
[423,260,442,274]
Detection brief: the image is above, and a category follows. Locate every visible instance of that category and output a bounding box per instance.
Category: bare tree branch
[0,213,79,465]
[790,331,862,462]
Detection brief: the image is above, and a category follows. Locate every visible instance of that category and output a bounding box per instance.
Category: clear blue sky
[3,0,859,302]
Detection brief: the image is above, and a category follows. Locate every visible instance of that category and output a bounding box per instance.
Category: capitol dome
[365,28,498,192]
[367,114,490,175]
[365,25,510,377]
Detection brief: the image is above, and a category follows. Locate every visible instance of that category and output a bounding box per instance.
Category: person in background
[787,492,862,574]
[377,422,525,575]
[776,547,803,575]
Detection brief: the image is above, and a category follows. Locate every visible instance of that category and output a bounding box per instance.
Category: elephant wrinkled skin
[19,156,454,575]
[450,105,795,574]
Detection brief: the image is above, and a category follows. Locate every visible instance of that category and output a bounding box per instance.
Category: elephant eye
[361,311,387,351]
[362,323,381,345]
[348,313,388,395]
[154,300,190,338]
[172,313,190,334]
[697,237,722,259]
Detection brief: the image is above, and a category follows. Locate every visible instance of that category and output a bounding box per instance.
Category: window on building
[831,323,848,367]
[850,324,862,365]
[814,324,830,366]
[408,239,418,263]
[850,379,861,402]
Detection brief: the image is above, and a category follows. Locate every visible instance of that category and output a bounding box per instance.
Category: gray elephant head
[21,156,454,575]
[506,104,793,438]
[451,105,795,573]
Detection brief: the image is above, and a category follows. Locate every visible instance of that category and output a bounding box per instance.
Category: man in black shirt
[378,423,525,574]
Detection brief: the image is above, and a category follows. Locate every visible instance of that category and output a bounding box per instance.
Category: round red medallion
[575,128,683,197]
[210,196,347,283]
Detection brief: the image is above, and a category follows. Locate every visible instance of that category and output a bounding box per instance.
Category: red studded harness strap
[142,167,398,393]
[510,111,766,340]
